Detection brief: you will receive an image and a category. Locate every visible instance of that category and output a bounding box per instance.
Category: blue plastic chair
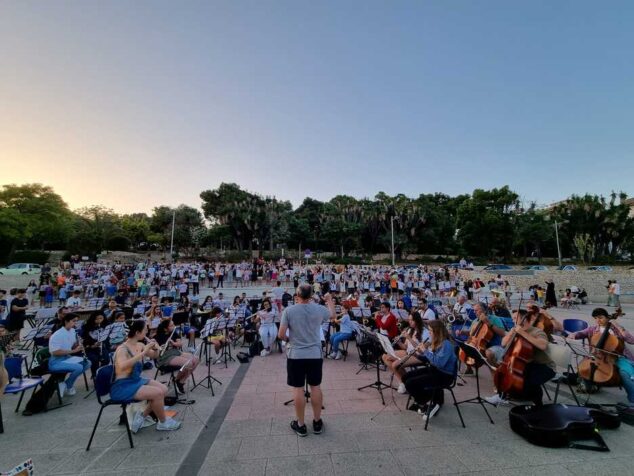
[563,319,589,334]
[1,356,44,433]
[86,364,136,451]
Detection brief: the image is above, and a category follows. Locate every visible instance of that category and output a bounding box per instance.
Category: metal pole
[391,216,395,266]
[169,210,176,262]
[554,220,562,267]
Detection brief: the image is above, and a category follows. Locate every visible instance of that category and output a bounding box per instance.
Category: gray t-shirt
[281,302,330,359]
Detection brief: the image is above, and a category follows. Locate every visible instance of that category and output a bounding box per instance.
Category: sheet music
[375,331,399,359]
[201,319,217,338]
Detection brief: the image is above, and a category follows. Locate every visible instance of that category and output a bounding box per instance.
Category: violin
[578,308,625,386]
[493,301,534,397]
[459,314,494,368]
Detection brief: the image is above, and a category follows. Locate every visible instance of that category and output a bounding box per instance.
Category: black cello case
[509,403,620,451]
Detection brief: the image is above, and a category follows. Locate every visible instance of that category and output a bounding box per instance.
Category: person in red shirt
[375,302,399,340]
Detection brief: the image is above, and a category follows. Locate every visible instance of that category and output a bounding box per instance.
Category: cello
[493,301,534,397]
[578,308,625,386]
[459,310,494,368]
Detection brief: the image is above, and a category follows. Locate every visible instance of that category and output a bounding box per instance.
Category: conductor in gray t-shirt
[278,283,335,436]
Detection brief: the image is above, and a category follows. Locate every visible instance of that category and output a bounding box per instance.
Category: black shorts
[287,358,323,388]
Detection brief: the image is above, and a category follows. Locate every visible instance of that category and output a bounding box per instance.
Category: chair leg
[554,381,561,404]
[15,388,28,413]
[450,389,466,428]
[122,404,134,449]
[0,401,4,433]
[86,405,105,451]
[542,384,552,401]
[83,372,90,391]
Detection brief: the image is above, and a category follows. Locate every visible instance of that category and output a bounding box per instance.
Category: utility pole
[169,210,176,262]
[390,216,396,267]
[554,220,562,267]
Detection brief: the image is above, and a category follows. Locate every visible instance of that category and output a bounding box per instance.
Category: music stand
[283,380,325,409]
[193,320,223,396]
[213,316,236,368]
[357,330,395,405]
[455,342,495,424]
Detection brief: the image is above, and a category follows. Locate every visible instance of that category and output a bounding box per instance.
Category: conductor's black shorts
[287,358,323,388]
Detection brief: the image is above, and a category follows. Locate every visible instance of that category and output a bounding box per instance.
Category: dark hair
[17,288,26,294]
[420,298,428,305]
[297,284,313,300]
[381,301,391,309]
[85,311,106,331]
[591,308,609,319]
[409,311,423,337]
[261,298,272,310]
[113,311,126,321]
[127,319,146,337]
[63,312,79,324]
[156,319,171,335]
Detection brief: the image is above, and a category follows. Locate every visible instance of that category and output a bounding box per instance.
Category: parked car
[587,266,613,272]
[555,265,578,271]
[0,263,42,275]
[522,265,549,271]
[483,264,513,271]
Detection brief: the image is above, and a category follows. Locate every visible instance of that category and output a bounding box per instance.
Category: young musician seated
[569,308,634,405]
[525,302,563,335]
[486,309,555,406]
[48,313,91,397]
[375,301,399,340]
[154,319,199,393]
[205,307,227,353]
[82,311,109,378]
[382,311,429,394]
[111,320,181,432]
[460,303,506,374]
[328,309,355,360]
[403,320,457,419]
[254,298,277,357]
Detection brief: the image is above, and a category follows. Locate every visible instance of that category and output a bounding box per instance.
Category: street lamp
[169,209,176,262]
[554,220,562,267]
[390,216,399,266]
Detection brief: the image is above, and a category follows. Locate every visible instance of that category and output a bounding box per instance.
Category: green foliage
[9,250,50,265]
[3,182,634,263]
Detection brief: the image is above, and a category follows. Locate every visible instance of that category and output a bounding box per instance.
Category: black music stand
[194,320,223,396]
[357,331,395,405]
[213,316,236,368]
[455,342,495,424]
[283,380,325,409]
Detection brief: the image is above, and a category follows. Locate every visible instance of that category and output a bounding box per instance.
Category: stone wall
[460,268,634,303]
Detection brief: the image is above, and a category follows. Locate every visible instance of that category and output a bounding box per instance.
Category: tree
[151,205,204,253]
[456,186,519,259]
[0,183,73,254]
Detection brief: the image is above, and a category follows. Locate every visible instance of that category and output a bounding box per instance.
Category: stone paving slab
[4,303,634,476]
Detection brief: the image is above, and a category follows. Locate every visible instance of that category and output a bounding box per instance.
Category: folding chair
[1,356,44,433]
[86,364,136,451]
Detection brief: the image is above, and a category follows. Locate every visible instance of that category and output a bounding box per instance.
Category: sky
[1,0,633,214]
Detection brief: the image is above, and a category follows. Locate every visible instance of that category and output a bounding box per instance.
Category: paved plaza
[2,300,634,475]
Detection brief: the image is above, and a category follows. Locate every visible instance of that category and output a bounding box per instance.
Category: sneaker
[333,352,342,360]
[485,394,508,406]
[260,349,267,357]
[130,411,144,434]
[176,381,186,394]
[397,383,407,394]
[290,420,307,437]
[464,367,474,375]
[328,352,336,359]
[312,419,324,434]
[156,417,181,431]
[141,416,157,429]
[422,403,441,420]
[66,386,77,396]
[58,382,67,398]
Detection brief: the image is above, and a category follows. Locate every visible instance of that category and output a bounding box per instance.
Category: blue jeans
[49,357,91,389]
[617,356,634,404]
[330,332,352,353]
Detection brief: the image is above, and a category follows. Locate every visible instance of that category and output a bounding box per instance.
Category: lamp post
[554,220,562,267]
[390,216,398,266]
[169,209,176,262]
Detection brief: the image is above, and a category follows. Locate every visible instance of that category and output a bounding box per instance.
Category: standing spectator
[545,279,557,308]
[7,289,29,334]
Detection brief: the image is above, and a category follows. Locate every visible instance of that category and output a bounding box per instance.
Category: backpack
[23,375,62,415]
[249,340,264,357]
